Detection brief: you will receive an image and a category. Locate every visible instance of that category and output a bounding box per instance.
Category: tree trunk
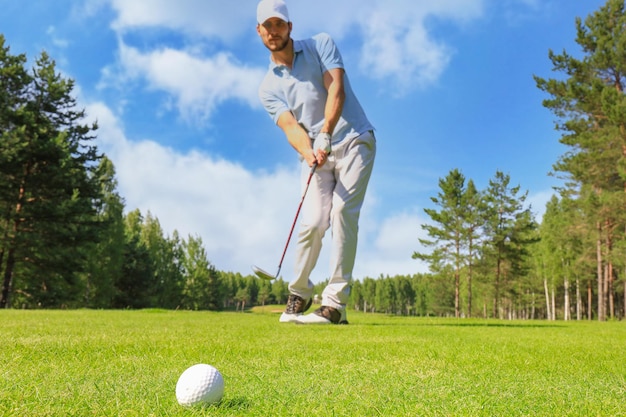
[597,222,605,321]
[0,248,5,308]
[622,268,626,318]
[0,248,16,309]
[0,177,29,309]
[605,228,614,319]
[495,256,502,318]
[1,218,23,309]
[563,276,570,321]
[468,255,473,318]
[603,263,609,319]
[454,268,460,319]
[551,286,556,321]
[587,281,593,320]
[576,277,581,321]
[544,278,551,320]
[607,261,614,319]
[623,274,626,320]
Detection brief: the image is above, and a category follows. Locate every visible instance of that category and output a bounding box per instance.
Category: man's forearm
[278,111,317,165]
[321,68,345,135]
[322,82,345,134]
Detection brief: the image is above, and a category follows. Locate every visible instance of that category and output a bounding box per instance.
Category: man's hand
[314,132,331,154]
[311,132,331,167]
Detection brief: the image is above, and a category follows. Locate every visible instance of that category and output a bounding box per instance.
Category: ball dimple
[176,364,224,406]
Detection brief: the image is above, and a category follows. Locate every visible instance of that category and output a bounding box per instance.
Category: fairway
[1,310,625,416]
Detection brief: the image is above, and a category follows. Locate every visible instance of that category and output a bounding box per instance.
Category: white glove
[313,132,332,154]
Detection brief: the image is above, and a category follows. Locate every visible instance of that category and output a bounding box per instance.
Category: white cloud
[526,188,556,223]
[89,97,554,278]
[359,16,451,93]
[93,0,548,105]
[354,209,430,278]
[96,0,487,106]
[355,0,484,94]
[46,26,70,49]
[108,0,259,39]
[80,0,548,280]
[73,0,110,19]
[101,41,266,122]
[87,101,426,280]
[289,0,486,95]
[89,101,302,272]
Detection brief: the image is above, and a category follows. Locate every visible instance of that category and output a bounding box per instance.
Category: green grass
[1,309,625,416]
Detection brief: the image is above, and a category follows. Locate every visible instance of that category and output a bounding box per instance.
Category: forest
[2,0,626,320]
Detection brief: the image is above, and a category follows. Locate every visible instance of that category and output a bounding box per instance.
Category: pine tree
[462,179,484,317]
[0,39,102,308]
[140,213,185,308]
[540,195,588,320]
[115,210,154,308]
[82,156,125,308]
[482,171,538,319]
[180,234,220,310]
[535,0,626,320]
[414,169,468,318]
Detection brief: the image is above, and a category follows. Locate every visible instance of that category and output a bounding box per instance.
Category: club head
[252,265,276,280]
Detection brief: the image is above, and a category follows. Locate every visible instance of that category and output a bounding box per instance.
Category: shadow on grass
[361,320,566,329]
[431,322,566,328]
[218,397,251,411]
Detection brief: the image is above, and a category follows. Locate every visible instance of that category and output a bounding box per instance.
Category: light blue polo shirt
[259,33,374,145]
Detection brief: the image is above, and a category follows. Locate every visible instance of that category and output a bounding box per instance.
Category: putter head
[252,265,276,280]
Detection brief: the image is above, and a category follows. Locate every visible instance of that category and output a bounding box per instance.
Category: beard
[265,33,291,52]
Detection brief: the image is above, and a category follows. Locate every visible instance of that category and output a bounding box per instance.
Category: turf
[1,309,624,416]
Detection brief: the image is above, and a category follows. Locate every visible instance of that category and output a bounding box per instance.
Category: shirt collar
[268,39,302,70]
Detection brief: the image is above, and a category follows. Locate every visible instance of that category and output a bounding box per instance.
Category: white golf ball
[175,363,224,406]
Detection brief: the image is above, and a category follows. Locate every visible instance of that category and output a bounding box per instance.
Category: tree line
[2,0,626,320]
[0,33,345,312]
[409,0,626,321]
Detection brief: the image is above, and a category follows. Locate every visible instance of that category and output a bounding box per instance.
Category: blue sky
[0,0,608,282]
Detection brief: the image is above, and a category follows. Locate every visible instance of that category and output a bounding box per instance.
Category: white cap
[257,0,290,24]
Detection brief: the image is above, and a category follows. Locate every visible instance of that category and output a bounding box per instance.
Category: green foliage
[349,273,439,316]
[0,35,104,308]
[180,234,216,310]
[414,169,539,319]
[535,0,626,320]
[4,1,626,321]
[414,169,471,317]
[81,156,125,308]
[482,171,539,318]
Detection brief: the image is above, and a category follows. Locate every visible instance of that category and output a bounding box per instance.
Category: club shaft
[276,163,317,277]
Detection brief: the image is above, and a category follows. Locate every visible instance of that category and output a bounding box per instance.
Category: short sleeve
[314,33,344,73]
[259,77,290,124]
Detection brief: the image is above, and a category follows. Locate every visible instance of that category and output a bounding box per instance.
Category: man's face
[257,17,292,52]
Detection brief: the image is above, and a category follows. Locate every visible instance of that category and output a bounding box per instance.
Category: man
[256,0,376,324]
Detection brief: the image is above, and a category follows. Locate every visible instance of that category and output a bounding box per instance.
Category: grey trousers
[289,130,376,309]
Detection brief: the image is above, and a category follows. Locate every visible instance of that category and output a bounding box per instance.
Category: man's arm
[276,68,345,167]
[277,111,318,167]
[310,67,346,161]
[321,67,345,135]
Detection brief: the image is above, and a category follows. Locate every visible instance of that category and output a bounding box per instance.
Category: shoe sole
[279,313,302,323]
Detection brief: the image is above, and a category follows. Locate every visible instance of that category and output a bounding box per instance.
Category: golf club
[252,162,318,280]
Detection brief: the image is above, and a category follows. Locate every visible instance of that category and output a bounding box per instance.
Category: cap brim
[258,14,289,24]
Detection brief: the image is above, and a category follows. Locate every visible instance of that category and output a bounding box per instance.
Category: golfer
[256,0,376,324]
